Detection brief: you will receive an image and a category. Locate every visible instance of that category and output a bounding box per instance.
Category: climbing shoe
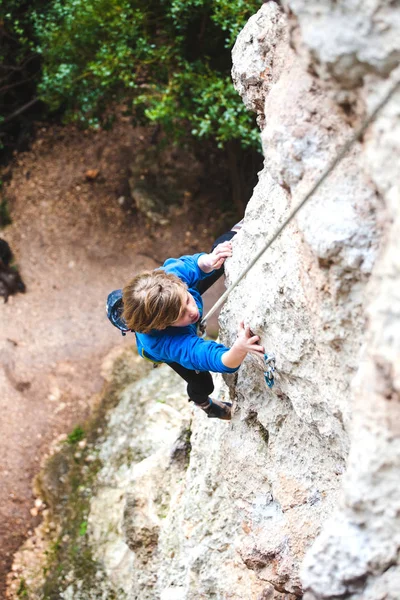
[197,397,232,421]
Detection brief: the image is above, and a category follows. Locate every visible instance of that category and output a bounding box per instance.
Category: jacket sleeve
[158,334,239,373]
[161,253,213,288]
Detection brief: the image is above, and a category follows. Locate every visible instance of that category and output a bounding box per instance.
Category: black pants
[168,230,236,405]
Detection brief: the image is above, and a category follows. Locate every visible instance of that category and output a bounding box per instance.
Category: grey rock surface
[232,2,288,129]
[301,71,400,599]
[282,0,400,87]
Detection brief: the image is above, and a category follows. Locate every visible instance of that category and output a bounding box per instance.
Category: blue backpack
[106,289,130,336]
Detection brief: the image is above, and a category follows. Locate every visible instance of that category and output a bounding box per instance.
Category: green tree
[32,0,261,148]
[0,0,263,211]
[0,0,45,153]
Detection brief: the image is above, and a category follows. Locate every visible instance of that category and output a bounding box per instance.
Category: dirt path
[0,120,229,595]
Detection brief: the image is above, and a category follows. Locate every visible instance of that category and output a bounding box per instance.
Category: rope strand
[201,78,400,328]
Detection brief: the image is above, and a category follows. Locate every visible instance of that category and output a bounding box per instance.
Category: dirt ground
[0,118,233,595]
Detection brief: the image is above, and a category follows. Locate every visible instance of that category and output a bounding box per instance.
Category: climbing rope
[200,78,400,331]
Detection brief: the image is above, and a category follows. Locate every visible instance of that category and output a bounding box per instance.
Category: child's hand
[198,241,233,273]
[233,321,264,356]
[221,321,264,369]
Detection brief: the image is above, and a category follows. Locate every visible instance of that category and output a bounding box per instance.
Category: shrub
[32,0,261,147]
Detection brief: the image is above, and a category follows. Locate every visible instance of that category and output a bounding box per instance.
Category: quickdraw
[264,353,276,388]
[200,321,277,388]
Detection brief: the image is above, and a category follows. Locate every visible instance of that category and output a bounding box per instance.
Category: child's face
[172,292,200,327]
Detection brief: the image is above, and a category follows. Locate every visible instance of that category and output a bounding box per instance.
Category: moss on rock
[7,346,152,599]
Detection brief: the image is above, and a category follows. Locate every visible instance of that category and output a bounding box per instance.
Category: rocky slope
[7,1,400,599]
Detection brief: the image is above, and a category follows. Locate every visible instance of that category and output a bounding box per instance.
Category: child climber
[107,226,264,420]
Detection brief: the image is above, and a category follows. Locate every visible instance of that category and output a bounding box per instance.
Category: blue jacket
[135,253,238,373]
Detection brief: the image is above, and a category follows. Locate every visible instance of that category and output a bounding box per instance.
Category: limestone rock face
[223,5,398,595]
[230,1,399,599]
[86,369,268,600]
[281,0,400,87]
[8,2,400,599]
[232,2,288,129]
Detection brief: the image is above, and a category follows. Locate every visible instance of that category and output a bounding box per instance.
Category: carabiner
[264,353,276,388]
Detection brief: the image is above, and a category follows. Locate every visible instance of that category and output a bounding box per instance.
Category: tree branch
[0,54,38,74]
[2,97,40,124]
[0,77,36,93]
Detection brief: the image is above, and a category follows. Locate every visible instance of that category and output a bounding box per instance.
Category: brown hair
[122,270,188,333]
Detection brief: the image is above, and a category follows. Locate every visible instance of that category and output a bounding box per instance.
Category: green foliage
[67,425,85,444]
[39,443,105,599]
[0,0,46,156]
[31,0,261,147]
[79,520,88,536]
[0,184,12,228]
[137,69,260,148]
[17,577,29,598]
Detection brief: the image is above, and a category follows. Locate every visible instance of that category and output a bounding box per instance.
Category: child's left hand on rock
[198,241,233,273]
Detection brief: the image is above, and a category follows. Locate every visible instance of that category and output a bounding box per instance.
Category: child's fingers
[214,252,229,261]
[213,242,233,255]
[206,253,226,269]
[248,345,265,355]
[213,248,232,258]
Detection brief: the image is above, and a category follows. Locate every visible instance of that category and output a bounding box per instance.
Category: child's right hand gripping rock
[222,321,264,369]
